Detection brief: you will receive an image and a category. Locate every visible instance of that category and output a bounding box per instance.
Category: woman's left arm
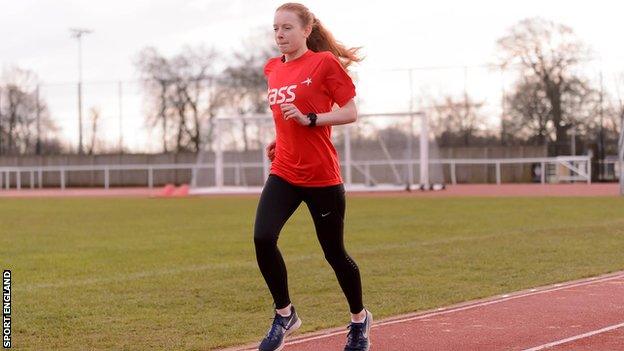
[280,99,357,127]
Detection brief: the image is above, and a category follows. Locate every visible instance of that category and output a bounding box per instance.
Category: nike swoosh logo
[321,212,331,217]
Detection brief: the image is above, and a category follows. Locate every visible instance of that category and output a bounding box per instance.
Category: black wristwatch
[307,113,317,127]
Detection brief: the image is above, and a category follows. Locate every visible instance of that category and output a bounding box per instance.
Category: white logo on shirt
[268,85,297,105]
[302,77,312,86]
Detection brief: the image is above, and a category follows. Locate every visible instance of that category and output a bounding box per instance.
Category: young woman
[254,3,372,351]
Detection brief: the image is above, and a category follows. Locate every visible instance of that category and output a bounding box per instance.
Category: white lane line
[233,273,624,351]
[372,273,624,329]
[280,273,624,347]
[522,322,624,351]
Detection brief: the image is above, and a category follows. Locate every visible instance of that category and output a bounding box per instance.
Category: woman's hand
[280,103,309,126]
[266,140,276,162]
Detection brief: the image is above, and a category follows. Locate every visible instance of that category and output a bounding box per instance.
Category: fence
[0,154,593,190]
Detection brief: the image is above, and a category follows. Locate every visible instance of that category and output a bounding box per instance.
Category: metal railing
[0,155,593,190]
[352,155,591,186]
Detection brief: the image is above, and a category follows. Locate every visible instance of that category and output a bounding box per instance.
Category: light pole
[69,28,92,154]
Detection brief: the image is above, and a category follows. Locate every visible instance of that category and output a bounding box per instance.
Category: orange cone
[173,184,190,197]
[159,183,176,197]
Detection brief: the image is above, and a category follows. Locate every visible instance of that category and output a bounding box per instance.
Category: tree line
[0,67,63,155]
[134,32,278,153]
[428,18,623,157]
[1,19,622,157]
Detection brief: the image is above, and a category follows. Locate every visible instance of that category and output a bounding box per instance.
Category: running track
[227,271,624,351]
[0,183,620,198]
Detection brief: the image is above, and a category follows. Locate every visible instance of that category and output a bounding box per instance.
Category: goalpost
[190,111,440,194]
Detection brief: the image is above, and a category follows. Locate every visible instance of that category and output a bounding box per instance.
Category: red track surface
[349,183,620,197]
[0,187,158,198]
[0,183,619,198]
[227,272,624,351]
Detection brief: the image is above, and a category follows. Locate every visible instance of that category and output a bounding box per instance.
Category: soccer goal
[189,111,442,194]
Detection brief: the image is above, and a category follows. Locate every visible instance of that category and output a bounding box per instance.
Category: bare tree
[221,31,279,151]
[617,74,624,140]
[617,75,624,185]
[429,94,488,147]
[0,67,61,155]
[497,18,594,155]
[171,46,223,152]
[136,47,175,152]
[502,76,550,145]
[87,106,100,155]
[585,87,623,156]
[135,46,224,153]
[504,73,599,148]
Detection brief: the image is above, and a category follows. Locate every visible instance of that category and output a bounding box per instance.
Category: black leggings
[253,174,363,314]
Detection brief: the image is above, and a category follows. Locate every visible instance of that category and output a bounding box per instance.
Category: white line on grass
[20,230,532,291]
[24,220,621,291]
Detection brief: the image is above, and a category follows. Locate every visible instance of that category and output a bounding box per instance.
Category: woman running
[254,3,371,351]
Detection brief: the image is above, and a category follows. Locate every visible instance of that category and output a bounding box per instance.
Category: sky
[1,0,623,152]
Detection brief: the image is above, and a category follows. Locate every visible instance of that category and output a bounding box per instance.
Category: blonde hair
[276,3,363,69]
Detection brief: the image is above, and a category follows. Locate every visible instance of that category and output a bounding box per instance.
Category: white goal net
[190,112,443,194]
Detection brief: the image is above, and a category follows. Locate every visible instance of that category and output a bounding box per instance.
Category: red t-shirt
[264,49,356,187]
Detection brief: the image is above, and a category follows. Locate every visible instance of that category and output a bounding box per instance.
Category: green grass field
[1,195,624,350]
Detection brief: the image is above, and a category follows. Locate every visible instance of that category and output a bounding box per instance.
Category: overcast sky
[1,0,623,151]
